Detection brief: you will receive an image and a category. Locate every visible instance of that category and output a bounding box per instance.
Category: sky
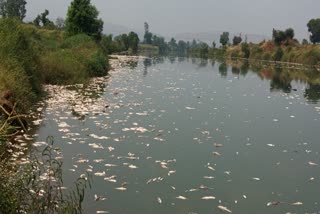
[26,0,320,40]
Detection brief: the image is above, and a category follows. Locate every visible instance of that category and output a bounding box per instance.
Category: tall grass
[0,136,91,213]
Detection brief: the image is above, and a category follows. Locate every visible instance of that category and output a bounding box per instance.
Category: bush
[39,50,87,85]
[0,18,41,93]
[87,50,108,77]
[273,47,284,61]
[0,59,35,111]
[241,43,250,59]
[60,33,95,49]
[303,48,320,65]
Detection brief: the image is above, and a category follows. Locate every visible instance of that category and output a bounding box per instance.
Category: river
[33,56,320,214]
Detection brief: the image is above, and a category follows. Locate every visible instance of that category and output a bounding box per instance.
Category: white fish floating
[89,134,109,140]
[208,166,215,171]
[157,197,162,204]
[252,177,261,181]
[96,211,109,214]
[212,151,221,156]
[89,143,104,149]
[185,107,196,110]
[114,187,127,191]
[168,170,176,176]
[105,164,117,167]
[94,194,107,201]
[186,188,199,192]
[107,146,115,152]
[94,171,106,177]
[176,196,188,200]
[204,176,215,179]
[128,164,138,169]
[308,161,318,166]
[291,201,303,206]
[266,201,280,206]
[201,196,216,200]
[267,144,275,147]
[217,205,232,213]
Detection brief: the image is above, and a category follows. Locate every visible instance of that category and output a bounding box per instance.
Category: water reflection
[142,57,320,103]
[304,83,320,103]
[218,62,228,78]
[143,58,152,77]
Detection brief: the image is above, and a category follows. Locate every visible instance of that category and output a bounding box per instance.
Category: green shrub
[0,18,41,93]
[60,33,95,49]
[303,48,320,65]
[39,50,87,85]
[87,50,108,77]
[273,47,284,61]
[263,53,271,61]
[0,58,35,111]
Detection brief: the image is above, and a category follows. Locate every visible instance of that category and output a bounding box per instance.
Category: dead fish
[128,164,138,169]
[94,194,106,201]
[199,185,211,190]
[201,196,216,200]
[186,188,199,192]
[291,201,303,206]
[185,107,196,110]
[214,143,223,147]
[252,177,261,181]
[308,161,318,166]
[212,151,221,156]
[217,205,232,213]
[267,201,281,206]
[114,187,127,191]
[176,196,188,200]
[208,166,215,171]
[94,171,106,177]
[157,197,162,204]
[168,170,176,176]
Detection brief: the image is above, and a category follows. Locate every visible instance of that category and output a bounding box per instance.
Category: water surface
[35,57,320,214]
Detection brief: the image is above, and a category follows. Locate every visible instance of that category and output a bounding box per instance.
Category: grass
[0,136,91,213]
[224,41,320,66]
[0,18,109,109]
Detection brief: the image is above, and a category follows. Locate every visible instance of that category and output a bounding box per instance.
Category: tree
[273,28,295,45]
[220,32,229,46]
[66,0,103,39]
[168,38,177,52]
[212,41,216,48]
[177,40,187,55]
[302,38,309,45]
[128,31,139,54]
[143,22,152,44]
[33,9,54,28]
[273,47,284,61]
[285,28,294,39]
[199,42,209,58]
[232,35,242,46]
[56,17,65,29]
[307,18,320,44]
[0,0,26,20]
[241,42,250,59]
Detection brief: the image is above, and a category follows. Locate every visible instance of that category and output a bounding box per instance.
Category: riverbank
[43,55,140,116]
[0,55,136,213]
[224,41,320,67]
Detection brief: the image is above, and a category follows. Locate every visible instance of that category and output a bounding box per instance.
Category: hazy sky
[26,0,319,40]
